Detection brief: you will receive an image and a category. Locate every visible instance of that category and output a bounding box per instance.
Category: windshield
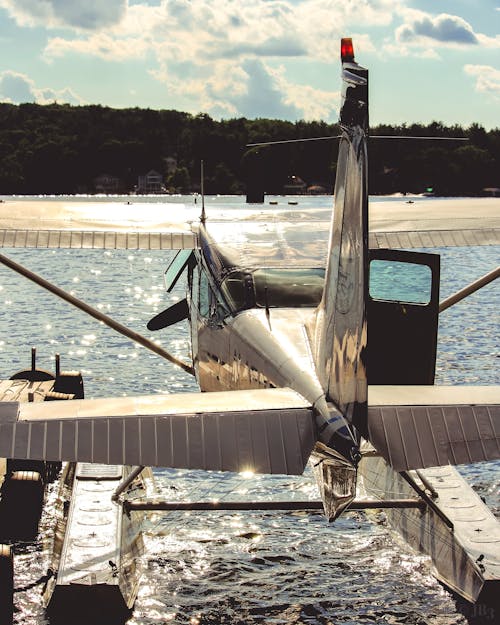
[253,268,325,308]
[220,271,253,311]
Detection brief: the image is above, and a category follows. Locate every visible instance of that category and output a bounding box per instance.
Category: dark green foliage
[369,122,500,196]
[0,102,498,195]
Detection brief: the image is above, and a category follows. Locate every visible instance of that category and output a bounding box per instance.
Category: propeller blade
[147,298,189,331]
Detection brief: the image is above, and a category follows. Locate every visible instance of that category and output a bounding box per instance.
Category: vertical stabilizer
[309,39,369,433]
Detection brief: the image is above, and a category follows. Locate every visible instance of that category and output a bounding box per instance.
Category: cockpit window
[220,267,325,313]
[164,250,194,293]
[253,268,325,308]
[221,271,253,311]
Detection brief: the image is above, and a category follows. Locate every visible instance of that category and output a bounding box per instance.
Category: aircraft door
[368,249,440,385]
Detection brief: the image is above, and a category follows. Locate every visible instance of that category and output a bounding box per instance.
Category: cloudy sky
[0,0,499,128]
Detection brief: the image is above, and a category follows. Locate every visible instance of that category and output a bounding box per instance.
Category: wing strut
[0,252,194,375]
[439,265,500,312]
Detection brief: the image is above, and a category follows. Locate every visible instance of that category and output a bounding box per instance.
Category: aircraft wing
[367,385,500,470]
[0,199,197,249]
[1,197,499,251]
[369,197,500,248]
[0,387,316,475]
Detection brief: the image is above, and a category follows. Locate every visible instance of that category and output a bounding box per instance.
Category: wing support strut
[439,265,500,312]
[0,252,195,375]
[112,465,145,502]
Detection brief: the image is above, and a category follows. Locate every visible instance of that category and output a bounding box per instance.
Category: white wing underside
[0,387,316,475]
[0,384,499,474]
[0,197,498,249]
[368,386,500,471]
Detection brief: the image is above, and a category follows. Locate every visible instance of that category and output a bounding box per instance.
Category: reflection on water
[0,197,498,624]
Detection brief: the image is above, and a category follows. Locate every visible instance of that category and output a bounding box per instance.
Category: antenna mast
[200,160,206,223]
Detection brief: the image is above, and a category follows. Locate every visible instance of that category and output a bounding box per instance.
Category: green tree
[167,166,191,192]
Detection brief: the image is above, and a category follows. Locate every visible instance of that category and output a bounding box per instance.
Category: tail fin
[309,39,369,432]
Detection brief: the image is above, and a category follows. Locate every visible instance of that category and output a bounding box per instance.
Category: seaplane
[0,38,498,622]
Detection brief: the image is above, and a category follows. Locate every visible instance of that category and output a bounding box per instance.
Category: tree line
[0,102,499,196]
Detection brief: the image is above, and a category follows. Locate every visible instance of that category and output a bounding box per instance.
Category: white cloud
[225,59,339,121]
[382,39,441,59]
[464,64,500,99]
[278,74,340,122]
[0,70,84,104]
[220,59,303,119]
[395,9,500,49]
[2,0,397,118]
[45,33,150,60]
[475,32,500,49]
[35,0,384,119]
[151,58,339,121]
[22,0,391,64]
[0,0,126,30]
[397,12,478,45]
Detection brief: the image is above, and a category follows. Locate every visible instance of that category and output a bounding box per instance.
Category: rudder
[309,39,369,433]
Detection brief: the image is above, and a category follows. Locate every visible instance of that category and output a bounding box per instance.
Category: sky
[0,0,499,129]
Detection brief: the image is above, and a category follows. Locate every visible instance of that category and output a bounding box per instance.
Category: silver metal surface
[369,228,500,248]
[112,466,145,501]
[359,453,500,602]
[57,464,123,587]
[306,53,369,455]
[369,197,500,233]
[367,397,500,471]
[1,388,316,475]
[0,200,196,249]
[199,219,330,270]
[46,463,146,615]
[369,385,500,406]
[123,498,423,512]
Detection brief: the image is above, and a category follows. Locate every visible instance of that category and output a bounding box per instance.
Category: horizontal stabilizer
[367,386,500,470]
[0,388,316,475]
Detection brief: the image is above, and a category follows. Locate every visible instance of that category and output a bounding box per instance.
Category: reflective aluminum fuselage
[187,230,358,520]
[188,222,352,453]
[183,48,370,522]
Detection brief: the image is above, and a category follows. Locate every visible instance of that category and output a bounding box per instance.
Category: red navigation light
[341,38,355,62]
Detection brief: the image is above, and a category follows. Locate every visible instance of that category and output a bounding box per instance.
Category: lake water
[0,195,498,625]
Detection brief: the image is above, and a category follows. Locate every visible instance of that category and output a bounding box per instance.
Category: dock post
[0,544,13,625]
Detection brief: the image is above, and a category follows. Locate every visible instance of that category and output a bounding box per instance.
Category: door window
[369,259,432,305]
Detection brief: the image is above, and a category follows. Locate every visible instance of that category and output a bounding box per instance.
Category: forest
[0,102,499,196]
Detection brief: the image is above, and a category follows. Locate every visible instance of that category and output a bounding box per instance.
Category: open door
[368,249,440,385]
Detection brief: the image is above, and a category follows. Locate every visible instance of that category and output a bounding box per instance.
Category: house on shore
[137,170,166,194]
